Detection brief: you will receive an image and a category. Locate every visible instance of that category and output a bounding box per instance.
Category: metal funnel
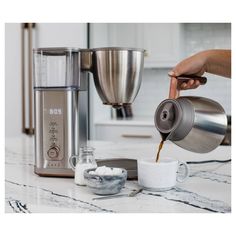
[81,47,145,108]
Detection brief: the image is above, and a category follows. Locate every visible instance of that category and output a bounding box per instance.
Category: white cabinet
[5,24,22,138]
[107,23,142,48]
[139,23,184,68]
[106,23,184,68]
[94,119,161,143]
[35,23,87,48]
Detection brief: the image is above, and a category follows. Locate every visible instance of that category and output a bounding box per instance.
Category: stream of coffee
[155,139,165,162]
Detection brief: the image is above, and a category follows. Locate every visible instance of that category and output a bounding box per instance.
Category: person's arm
[204,49,231,77]
[168,49,231,99]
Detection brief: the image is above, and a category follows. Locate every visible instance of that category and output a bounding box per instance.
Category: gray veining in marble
[143,187,231,213]
[190,171,231,184]
[6,180,115,213]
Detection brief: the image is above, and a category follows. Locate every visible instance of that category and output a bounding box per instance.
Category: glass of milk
[69,146,97,186]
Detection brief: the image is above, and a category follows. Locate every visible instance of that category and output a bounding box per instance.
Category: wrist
[197,50,210,73]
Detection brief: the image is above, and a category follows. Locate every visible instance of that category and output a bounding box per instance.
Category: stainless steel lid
[154,99,182,133]
[154,97,195,141]
[33,47,80,55]
[90,47,145,52]
[34,47,145,54]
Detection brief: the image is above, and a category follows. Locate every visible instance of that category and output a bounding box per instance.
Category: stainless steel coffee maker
[33,47,144,176]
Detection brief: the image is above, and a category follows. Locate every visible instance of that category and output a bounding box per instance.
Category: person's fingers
[187,79,195,87]
[168,69,181,78]
[168,71,176,77]
[169,77,179,99]
[191,80,201,89]
[184,79,195,89]
[180,79,202,90]
[194,80,201,87]
[180,82,187,89]
[184,80,201,90]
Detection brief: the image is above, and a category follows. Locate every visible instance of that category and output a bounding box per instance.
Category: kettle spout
[160,132,170,141]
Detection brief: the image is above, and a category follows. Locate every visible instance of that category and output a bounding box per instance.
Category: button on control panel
[47,146,60,159]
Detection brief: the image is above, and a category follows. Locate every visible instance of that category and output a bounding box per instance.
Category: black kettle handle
[176,75,207,85]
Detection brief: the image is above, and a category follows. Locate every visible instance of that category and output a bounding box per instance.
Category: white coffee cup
[138,158,189,191]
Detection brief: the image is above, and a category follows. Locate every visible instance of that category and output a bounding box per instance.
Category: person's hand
[168,77,202,99]
[168,49,231,99]
[168,51,207,99]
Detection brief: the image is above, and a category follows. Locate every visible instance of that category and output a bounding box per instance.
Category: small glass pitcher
[69,146,97,186]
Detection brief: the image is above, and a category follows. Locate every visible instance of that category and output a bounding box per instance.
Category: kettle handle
[176,75,207,89]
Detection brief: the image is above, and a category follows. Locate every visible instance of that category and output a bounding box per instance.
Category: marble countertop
[5,135,231,213]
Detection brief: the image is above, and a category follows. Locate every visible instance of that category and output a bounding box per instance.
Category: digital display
[49,108,62,115]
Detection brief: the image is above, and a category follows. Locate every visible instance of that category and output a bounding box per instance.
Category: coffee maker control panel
[45,111,64,162]
[42,91,65,165]
[47,120,61,160]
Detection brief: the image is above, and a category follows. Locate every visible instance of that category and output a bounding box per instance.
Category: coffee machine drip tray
[96,158,137,180]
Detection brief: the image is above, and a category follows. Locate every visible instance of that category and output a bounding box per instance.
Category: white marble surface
[5,135,231,213]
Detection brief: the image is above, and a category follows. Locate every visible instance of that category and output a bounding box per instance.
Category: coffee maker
[33,47,144,176]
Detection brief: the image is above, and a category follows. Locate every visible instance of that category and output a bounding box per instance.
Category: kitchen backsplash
[132,23,231,117]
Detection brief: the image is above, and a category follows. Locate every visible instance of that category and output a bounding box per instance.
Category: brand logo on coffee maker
[49,108,62,115]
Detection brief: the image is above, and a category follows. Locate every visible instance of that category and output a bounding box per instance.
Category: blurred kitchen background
[5,23,231,143]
